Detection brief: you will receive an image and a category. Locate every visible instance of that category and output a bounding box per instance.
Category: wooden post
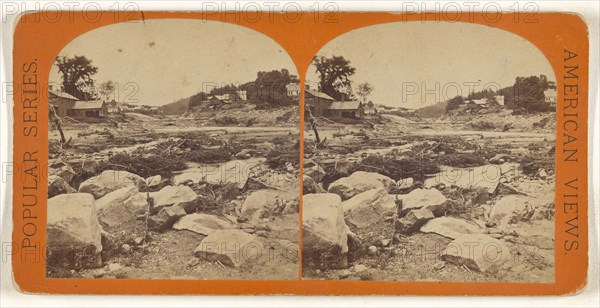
[49,105,66,143]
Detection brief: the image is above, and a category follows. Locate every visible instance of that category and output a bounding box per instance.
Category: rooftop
[72,100,104,110]
[49,89,79,101]
[305,89,335,101]
[329,101,362,110]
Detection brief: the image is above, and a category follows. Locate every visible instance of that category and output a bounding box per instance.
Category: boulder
[397,177,414,190]
[441,234,511,272]
[149,185,199,214]
[397,188,447,215]
[396,208,434,234]
[79,170,146,199]
[47,193,103,270]
[148,205,186,232]
[302,193,348,269]
[173,213,234,235]
[48,175,76,198]
[239,189,291,222]
[489,195,540,228]
[194,229,260,267]
[342,188,397,229]
[145,175,162,188]
[303,159,325,182]
[328,171,395,200]
[96,187,148,227]
[48,160,75,183]
[420,217,483,239]
[303,175,325,194]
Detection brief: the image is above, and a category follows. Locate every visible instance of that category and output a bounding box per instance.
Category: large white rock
[79,170,146,199]
[341,188,397,228]
[441,234,511,272]
[240,189,292,222]
[302,193,348,269]
[194,229,260,267]
[397,177,414,190]
[397,188,447,213]
[145,175,162,187]
[173,213,234,235]
[47,193,103,269]
[149,185,199,214]
[96,187,148,227]
[328,171,395,200]
[420,217,483,239]
[489,195,540,228]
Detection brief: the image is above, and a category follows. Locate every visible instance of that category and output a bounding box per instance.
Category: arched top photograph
[46,18,301,281]
[302,21,557,284]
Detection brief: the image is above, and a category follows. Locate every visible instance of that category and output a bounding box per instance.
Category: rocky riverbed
[46,113,300,280]
[302,114,555,282]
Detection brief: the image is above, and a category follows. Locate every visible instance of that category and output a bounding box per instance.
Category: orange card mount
[12,11,588,295]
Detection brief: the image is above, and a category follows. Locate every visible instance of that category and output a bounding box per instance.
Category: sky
[306,22,556,109]
[50,19,297,106]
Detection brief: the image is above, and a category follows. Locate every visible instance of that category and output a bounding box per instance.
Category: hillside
[159,97,191,115]
[415,101,447,118]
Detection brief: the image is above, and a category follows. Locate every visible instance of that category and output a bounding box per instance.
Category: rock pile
[303,167,554,275]
[47,164,300,275]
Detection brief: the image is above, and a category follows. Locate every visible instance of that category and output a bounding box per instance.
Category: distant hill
[159,97,191,115]
[415,101,448,118]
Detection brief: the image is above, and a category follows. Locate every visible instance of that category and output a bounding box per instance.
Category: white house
[544,88,557,106]
[286,82,301,99]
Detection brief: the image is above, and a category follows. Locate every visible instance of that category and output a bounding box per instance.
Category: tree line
[446,75,556,113]
[188,69,300,109]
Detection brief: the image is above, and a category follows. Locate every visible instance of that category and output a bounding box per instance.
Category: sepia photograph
[46,19,300,280]
[302,22,556,282]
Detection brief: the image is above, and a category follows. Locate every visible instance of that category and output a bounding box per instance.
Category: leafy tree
[188,91,209,108]
[356,82,373,103]
[251,69,295,106]
[55,55,99,100]
[187,69,296,109]
[98,81,116,102]
[312,55,356,101]
[510,75,551,112]
[446,96,464,111]
[366,100,374,108]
